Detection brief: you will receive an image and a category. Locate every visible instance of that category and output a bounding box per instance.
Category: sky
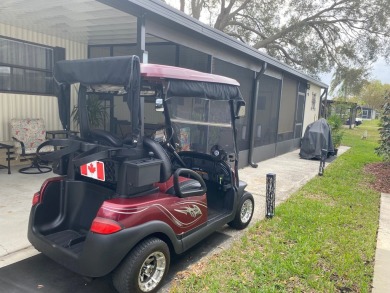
[320,57,390,86]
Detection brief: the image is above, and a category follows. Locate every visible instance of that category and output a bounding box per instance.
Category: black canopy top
[54,56,139,87]
[167,80,244,102]
[54,56,243,102]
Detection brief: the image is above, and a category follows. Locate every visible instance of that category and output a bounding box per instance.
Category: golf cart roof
[54,56,239,87]
[141,63,239,86]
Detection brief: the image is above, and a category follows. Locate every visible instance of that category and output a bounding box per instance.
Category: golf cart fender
[238,180,247,197]
[81,220,183,275]
[29,218,182,277]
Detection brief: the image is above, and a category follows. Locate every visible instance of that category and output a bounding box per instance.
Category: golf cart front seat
[143,138,206,198]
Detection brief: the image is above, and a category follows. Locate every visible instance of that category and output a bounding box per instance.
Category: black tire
[228,192,254,230]
[112,237,170,293]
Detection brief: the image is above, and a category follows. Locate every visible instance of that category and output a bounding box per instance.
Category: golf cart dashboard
[177,152,233,188]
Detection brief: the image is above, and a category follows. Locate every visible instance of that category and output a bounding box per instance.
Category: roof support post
[207,55,213,73]
[248,62,267,168]
[137,13,147,63]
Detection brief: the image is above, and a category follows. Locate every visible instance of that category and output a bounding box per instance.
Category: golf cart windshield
[166,96,233,155]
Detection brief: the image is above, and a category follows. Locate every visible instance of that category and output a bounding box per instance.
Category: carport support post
[318,148,327,176]
[136,14,147,63]
[266,173,276,218]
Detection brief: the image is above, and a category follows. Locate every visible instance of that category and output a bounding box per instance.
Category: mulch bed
[364,162,390,194]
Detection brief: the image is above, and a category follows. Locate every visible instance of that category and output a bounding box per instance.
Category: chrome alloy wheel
[240,198,253,223]
[138,251,166,292]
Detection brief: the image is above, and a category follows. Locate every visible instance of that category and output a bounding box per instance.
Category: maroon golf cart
[28,56,254,293]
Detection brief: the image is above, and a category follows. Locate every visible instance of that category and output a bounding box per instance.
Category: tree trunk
[191,0,203,20]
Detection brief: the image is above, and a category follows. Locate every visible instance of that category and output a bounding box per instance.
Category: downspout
[248,62,267,168]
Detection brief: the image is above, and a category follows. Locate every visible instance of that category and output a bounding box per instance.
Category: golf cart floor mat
[46,230,86,254]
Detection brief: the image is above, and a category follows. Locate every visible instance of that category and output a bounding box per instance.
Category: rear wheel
[113,237,170,293]
[228,192,254,230]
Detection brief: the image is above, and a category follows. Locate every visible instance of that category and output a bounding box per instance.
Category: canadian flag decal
[80,161,105,181]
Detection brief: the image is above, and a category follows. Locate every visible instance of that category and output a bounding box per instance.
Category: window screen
[213,59,254,151]
[0,37,54,95]
[178,46,209,72]
[278,75,298,141]
[254,75,282,147]
[146,44,176,66]
[113,45,138,57]
[89,46,111,58]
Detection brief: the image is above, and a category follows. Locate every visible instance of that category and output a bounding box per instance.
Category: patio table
[46,130,78,139]
[0,142,12,174]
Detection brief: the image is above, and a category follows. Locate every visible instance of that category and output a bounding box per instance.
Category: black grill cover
[299,118,334,159]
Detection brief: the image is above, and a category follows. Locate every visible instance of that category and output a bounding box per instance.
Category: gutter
[248,62,267,168]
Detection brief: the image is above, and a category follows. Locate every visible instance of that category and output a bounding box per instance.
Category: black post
[318,148,327,176]
[266,173,276,218]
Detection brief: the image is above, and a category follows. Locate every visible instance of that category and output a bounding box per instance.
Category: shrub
[71,95,109,128]
[327,115,344,148]
[376,96,390,161]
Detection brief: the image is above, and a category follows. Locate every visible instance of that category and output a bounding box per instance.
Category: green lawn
[171,120,382,293]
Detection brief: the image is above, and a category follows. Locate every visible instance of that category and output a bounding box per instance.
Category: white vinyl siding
[302,84,321,134]
[0,23,87,142]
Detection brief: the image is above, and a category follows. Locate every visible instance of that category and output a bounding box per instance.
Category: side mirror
[155,98,164,112]
[235,101,246,118]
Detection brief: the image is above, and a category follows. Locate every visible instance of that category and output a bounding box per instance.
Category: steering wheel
[210,144,227,161]
[154,126,186,168]
[156,126,174,147]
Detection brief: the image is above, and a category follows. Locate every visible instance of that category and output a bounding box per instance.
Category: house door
[294,92,306,138]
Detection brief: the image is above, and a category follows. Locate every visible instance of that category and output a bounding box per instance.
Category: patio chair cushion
[10,118,54,156]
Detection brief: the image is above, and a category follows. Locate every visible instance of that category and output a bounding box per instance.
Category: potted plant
[327,115,344,155]
[71,95,109,128]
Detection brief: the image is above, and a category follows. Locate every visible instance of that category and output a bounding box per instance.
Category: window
[0,37,54,95]
[311,93,316,110]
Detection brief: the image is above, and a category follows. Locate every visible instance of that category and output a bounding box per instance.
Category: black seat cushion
[165,179,201,195]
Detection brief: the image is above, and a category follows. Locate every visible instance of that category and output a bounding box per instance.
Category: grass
[170,120,382,293]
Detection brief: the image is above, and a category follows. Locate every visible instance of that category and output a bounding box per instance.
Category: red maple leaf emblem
[88,163,96,174]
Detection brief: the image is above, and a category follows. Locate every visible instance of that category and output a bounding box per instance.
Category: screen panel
[254,75,282,147]
[213,58,254,151]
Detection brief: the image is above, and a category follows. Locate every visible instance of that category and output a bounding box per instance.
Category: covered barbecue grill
[299,118,334,159]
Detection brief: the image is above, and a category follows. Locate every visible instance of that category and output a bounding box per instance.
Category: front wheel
[228,192,254,230]
[112,237,170,293]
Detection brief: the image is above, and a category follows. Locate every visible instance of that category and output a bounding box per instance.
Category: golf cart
[28,56,254,293]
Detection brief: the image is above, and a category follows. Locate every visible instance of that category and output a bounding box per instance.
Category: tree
[358,81,390,110]
[329,66,370,99]
[376,95,390,162]
[163,0,390,76]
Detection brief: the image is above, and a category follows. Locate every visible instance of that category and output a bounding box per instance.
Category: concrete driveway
[0,147,349,292]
